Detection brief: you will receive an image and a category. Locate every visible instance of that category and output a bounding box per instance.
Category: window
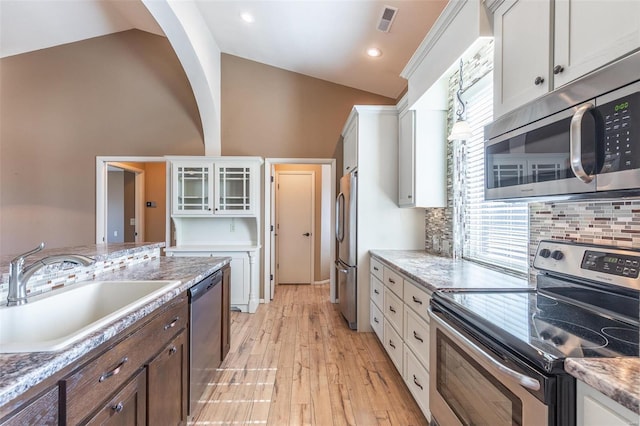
[461,76,529,274]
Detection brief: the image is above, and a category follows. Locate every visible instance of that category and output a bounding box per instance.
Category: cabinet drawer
[85,368,147,425]
[370,301,383,342]
[63,298,188,424]
[404,345,430,421]
[383,320,404,375]
[370,258,384,281]
[370,274,384,309]
[404,309,430,371]
[403,280,431,322]
[2,386,58,426]
[382,268,403,298]
[383,288,404,334]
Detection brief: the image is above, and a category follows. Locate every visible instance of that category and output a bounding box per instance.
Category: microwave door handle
[429,310,541,391]
[570,102,595,183]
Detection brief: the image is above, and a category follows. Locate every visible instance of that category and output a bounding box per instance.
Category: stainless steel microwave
[484,51,640,201]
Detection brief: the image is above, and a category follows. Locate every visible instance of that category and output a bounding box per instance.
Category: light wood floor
[189,284,429,426]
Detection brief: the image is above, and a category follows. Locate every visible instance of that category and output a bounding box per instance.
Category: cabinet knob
[169,346,178,355]
[112,402,124,413]
[553,65,564,74]
[408,195,412,199]
[534,76,545,86]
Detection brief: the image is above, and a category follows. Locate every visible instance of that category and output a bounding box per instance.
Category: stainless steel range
[429,241,639,426]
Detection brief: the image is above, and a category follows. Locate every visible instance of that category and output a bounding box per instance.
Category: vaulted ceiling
[0,0,447,98]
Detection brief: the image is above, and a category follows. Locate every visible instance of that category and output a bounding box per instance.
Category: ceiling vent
[377,6,398,33]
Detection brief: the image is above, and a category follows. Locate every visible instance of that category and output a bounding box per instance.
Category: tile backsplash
[528,199,640,278]
[0,247,161,299]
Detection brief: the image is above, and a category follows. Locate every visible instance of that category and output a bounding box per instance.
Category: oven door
[429,310,548,426]
[485,102,599,201]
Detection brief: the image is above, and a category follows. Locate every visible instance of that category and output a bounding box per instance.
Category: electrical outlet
[114,230,118,237]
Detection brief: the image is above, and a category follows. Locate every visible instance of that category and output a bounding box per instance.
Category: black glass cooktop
[432,285,639,374]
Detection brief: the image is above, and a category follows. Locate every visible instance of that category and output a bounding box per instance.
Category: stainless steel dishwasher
[188,270,223,415]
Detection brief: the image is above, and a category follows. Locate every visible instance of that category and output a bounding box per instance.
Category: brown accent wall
[221,54,396,159]
[144,162,168,243]
[0,30,204,256]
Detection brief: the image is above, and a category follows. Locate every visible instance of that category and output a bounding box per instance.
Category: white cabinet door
[342,120,357,175]
[172,161,214,216]
[214,162,256,216]
[553,0,640,88]
[577,381,638,426]
[398,108,415,207]
[494,0,551,117]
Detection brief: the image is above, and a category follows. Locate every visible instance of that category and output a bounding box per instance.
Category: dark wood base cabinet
[147,331,188,426]
[0,386,58,425]
[85,369,147,426]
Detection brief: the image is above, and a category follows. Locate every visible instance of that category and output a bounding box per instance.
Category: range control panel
[534,240,640,291]
[582,251,640,278]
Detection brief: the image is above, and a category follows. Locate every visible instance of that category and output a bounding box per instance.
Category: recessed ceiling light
[367,47,382,58]
[241,12,254,23]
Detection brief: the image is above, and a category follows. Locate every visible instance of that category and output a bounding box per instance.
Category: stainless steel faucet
[6,242,95,306]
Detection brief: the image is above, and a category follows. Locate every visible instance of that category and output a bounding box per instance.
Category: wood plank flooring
[189,284,428,426]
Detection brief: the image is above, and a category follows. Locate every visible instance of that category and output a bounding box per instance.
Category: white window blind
[462,78,529,274]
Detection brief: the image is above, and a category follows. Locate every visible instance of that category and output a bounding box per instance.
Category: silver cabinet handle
[388,278,396,284]
[389,340,396,349]
[429,310,541,391]
[570,102,595,183]
[99,357,128,382]
[164,317,179,330]
[374,289,380,295]
[374,317,379,324]
[373,266,379,271]
[389,306,396,313]
[412,296,423,305]
[413,331,423,343]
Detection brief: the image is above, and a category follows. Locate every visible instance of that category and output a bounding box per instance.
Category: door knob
[302,233,311,237]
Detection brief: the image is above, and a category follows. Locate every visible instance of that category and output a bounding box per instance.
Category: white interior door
[276,171,314,284]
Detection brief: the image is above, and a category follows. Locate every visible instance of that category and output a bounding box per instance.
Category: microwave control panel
[600,91,639,173]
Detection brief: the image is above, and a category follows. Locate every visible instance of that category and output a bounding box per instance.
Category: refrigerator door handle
[335,260,348,274]
[335,192,345,242]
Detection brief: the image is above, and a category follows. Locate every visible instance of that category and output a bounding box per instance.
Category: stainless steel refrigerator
[335,171,357,329]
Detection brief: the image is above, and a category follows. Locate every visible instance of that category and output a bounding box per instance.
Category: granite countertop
[0,254,230,407]
[369,249,532,292]
[565,358,640,415]
[371,250,639,415]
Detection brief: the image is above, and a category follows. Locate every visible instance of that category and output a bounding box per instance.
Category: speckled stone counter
[369,250,532,292]
[0,254,230,408]
[565,358,640,415]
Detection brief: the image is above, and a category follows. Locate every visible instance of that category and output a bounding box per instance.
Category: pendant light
[448,59,473,141]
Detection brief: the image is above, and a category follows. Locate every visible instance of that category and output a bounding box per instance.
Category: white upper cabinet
[494,0,640,117]
[172,161,214,216]
[397,95,447,208]
[398,107,416,207]
[553,0,640,88]
[170,157,261,217]
[493,0,551,117]
[343,119,358,175]
[214,162,257,216]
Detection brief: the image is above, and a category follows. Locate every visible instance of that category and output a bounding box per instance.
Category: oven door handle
[430,310,541,391]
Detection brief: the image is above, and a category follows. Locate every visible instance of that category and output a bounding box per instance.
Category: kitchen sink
[0,280,181,353]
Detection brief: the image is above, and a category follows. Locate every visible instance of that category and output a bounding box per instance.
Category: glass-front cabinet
[214,163,254,215]
[172,161,214,215]
[170,158,259,217]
